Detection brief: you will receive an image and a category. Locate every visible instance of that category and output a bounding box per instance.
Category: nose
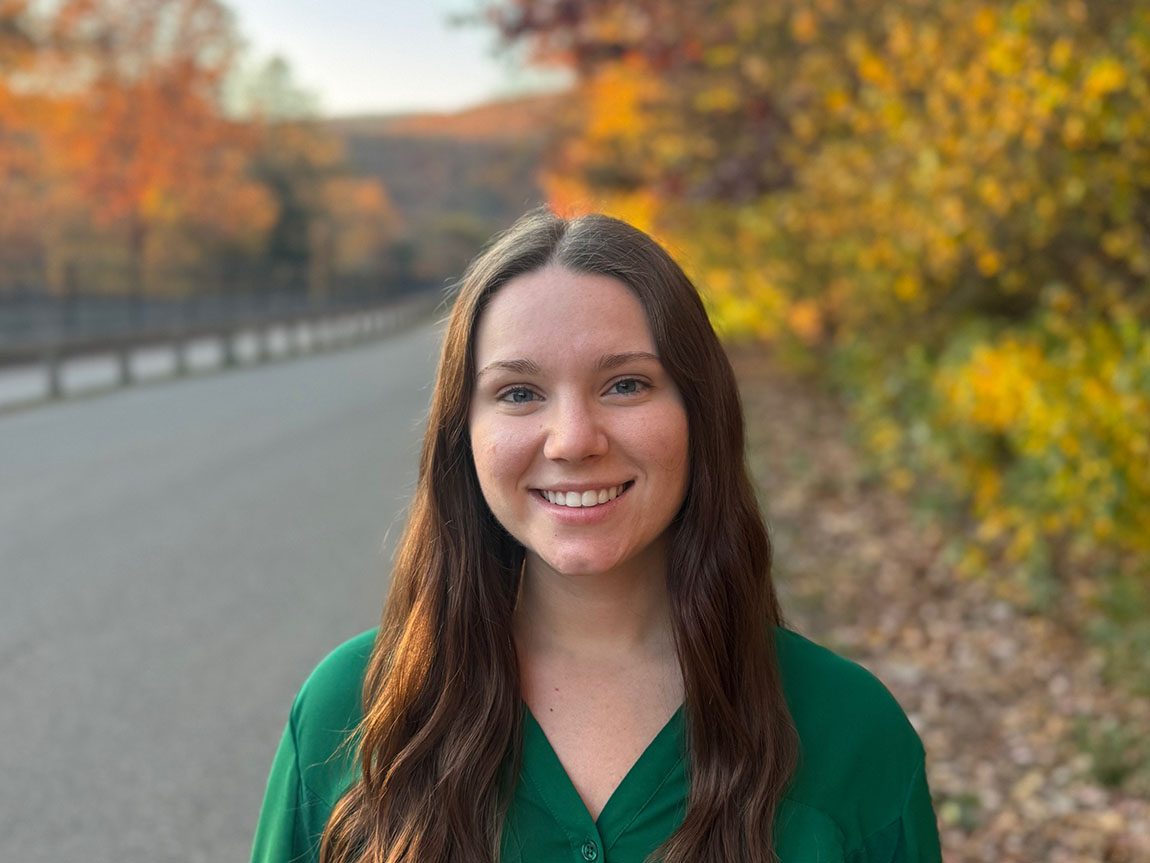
[542,396,608,462]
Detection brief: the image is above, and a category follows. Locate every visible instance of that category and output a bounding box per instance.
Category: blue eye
[609,378,647,396]
[501,387,538,404]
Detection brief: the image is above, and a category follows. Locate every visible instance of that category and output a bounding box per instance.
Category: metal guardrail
[0,270,420,356]
[0,270,442,405]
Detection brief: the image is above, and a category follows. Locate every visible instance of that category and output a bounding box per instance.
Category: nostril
[543,422,609,460]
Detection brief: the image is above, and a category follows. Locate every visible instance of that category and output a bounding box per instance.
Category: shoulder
[291,628,378,728]
[773,628,927,847]
[774,627,922,761]
[288,629,379,804]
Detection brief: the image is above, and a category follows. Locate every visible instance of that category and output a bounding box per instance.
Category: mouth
[535,481,634,508]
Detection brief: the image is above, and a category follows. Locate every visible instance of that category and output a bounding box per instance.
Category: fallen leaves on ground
[731,345,1150,863]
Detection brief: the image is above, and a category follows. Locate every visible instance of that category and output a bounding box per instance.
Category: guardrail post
[174,291,189,376]
[288,313,301,357]
[117,277,138,386]
[117,345,132,385]
[45,264,78,399]
[45,343,62,398]
[221,327,237,367]
[217,292,235,367]
[258,289,273,362]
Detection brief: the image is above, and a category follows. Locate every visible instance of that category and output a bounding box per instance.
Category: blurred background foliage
[488,0,1150,694]
[0,0,553,299]
[0,0,399,291]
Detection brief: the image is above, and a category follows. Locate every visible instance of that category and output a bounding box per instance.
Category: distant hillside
[328,92,567,141]
[324,93,570,286]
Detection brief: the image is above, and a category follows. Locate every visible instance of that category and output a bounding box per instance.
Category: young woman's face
[468,265,689,581]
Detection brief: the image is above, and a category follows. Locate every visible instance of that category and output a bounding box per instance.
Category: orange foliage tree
[35,0,275,287]
[1,1,402,301]
[0,0,47,268]
[240,58,401,282]
[0,0,282,291]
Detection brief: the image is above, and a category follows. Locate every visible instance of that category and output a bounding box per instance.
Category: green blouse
[251,628,941,863]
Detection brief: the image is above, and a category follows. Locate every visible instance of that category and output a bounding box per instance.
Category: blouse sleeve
[899,759,942,862]
[250,718,313,863]
[847,759,943,863]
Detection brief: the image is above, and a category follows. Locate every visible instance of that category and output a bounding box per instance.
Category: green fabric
[251,628,942,863]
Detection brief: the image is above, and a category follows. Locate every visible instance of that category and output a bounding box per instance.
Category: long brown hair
[321,209,798,863]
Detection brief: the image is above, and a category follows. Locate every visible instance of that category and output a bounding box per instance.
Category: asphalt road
[0,319,442,862]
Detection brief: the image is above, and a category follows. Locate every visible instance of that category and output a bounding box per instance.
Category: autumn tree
[237,56,400,284]
[229,54,319,120]
[12,0,276,290]
[490,0,1150,658]
[0,0,49,270]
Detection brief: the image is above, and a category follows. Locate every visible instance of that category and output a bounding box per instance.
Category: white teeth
[542,484,625,507]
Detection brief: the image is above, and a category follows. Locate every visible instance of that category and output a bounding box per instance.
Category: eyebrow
[476,351,662,380]
[476,358,542,379]
[595,351,662,371]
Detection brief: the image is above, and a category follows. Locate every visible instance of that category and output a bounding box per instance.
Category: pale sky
[226,0,571,117]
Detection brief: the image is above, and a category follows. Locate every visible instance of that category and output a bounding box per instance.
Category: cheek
[642,411,690,478]
[470,418,535,490]
[470,430,499,489]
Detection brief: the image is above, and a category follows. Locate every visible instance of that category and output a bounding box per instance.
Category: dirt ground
[731,345,1150,863]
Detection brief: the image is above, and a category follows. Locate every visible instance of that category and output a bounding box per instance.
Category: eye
[607,378,649,396]
[498,386,539,404]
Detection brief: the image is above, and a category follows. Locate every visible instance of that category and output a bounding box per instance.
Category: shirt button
[581,839,599,861]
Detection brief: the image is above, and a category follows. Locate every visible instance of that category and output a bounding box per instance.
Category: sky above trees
[227,0,571,116]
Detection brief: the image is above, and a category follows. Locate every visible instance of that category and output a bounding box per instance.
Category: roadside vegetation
[487,1,1150,858]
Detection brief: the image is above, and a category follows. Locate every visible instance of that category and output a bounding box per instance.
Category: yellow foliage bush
[495,0,1150,623]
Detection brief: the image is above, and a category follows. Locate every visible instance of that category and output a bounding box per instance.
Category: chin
[535,549,626,578]
[546,559,615,578]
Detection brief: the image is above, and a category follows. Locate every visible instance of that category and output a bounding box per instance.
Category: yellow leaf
[792,112,817,143]
[973,6,997,39]
[693,84,741,113]
[1050,38,1074,72]
[791,9,819,45]
[1083,57,1127,98]
[977,250,1002,276]
[705,45,740,68]
[889,468,914,492]
[858,53,888,86]
[786,299,824,344]
[825,88,849,113]
[894,274,920,301]
[977,176,1006,211]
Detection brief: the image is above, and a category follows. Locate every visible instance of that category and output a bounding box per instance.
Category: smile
[537,482,632,508]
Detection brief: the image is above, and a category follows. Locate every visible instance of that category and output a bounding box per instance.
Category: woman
[251,210,942,863]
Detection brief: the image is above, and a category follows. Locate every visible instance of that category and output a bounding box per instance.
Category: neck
[514,544,676,663]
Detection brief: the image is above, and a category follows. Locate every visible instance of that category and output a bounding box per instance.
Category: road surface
[0,319,442,862]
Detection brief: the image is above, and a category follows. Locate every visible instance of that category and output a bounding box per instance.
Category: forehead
[472,266,656,365]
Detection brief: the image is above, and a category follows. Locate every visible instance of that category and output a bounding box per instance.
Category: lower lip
[533,484,632,524]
